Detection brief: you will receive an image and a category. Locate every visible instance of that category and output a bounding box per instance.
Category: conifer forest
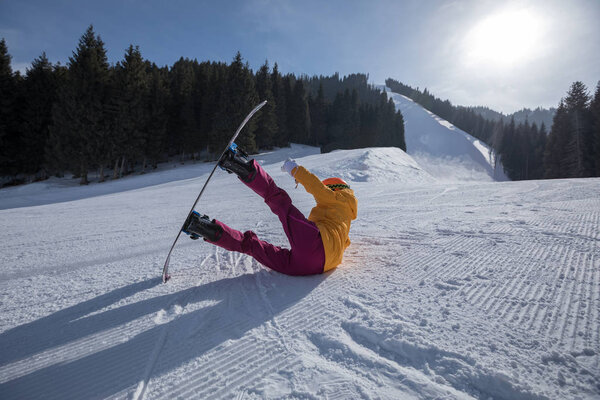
[1,26,599,187]
[0,27,405,186]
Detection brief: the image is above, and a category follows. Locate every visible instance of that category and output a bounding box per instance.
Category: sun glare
[463,8,544,70]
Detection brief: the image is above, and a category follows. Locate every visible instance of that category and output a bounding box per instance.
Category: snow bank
[0,144,435,211]
[1,143,599,399]
[0,144,321,210]
[293,147,435,185]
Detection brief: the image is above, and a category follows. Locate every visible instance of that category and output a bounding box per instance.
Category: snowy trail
[1,151,599,399]
[1,139,599,399]
[383,87,508,182]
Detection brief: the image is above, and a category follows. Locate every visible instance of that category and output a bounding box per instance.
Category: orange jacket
[293,166,358,271]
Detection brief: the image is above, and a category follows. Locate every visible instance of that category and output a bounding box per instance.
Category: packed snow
[383,88,509,182]
[1,94,599,399]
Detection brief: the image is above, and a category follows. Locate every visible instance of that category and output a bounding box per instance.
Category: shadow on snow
[0,271,327,398]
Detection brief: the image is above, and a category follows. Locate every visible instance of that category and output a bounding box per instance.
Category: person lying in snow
[182,146,358,275]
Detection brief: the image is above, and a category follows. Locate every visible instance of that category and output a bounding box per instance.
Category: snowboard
[162,100,267,282]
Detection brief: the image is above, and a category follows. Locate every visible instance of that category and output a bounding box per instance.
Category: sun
[463,8,544,70]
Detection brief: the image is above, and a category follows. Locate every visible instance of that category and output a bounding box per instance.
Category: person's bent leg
[286,215,326,275]
[240,161,307,242]
[241,161,326,274]
[240,160,278,200]
[207,220,322,276]
[228,161,325,274]
[207,220,303,275]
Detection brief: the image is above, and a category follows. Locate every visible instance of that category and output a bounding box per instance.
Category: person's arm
[282,159,335,203]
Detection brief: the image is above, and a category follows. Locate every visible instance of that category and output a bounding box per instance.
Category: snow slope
[384,88,509,182]
[1,146,599,399]
[0,144,322,211]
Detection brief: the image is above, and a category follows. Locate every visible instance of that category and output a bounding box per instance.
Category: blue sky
[1,0,599,113]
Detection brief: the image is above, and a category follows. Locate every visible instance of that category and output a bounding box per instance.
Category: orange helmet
[322,177,350,191]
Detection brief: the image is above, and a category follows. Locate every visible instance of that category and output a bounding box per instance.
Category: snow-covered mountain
[384,87,509,182]
[1,141,599,399]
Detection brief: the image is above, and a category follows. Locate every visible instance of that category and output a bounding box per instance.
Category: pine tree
[325,91,346,150]
[535,123,547,179]
[517,120,529,180]
[44,65,68,176]
[330,89,360,148]
[499,118,517,178]
[489,120,505,172]
[49,26,110,184]
[168,58,198,160]
[590,81,600,175]
[101,66,120,180]
[544,100,570,178]
[192,61,212,149]
[144,64,169,170]
[394,105,406,151]
[384,96,404,149]
[309,83,327,147]
[206,63,228,153]
[374,95,388,149]
[212,52,259,154]
[357,103,376,148]
[20,53,58,178]
[0,38,17,177]
[563,81,593,177]
[113,45,149,177]
[254,60,278,149]
[271,63,289,147]
[287,79,311,144]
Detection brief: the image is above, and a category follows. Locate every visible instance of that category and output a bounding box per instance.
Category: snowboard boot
[218,143,256,182]
[182,211,223,242]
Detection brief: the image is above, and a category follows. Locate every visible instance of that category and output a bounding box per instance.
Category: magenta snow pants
[209,160,326,276]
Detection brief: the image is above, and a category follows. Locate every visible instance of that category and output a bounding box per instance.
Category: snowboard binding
[218,143,256,182]
[182,211,223,242]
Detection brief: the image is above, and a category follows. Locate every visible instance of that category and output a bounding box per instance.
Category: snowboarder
[182,147,358,275]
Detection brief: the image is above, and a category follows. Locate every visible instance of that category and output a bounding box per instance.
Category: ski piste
[162,100,267,282]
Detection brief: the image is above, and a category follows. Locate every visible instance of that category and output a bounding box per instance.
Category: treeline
[0,26,405,186]
[491,82,600,180]
[385,78,600,180]
[490,119,547,180]
[469,105,555,128]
